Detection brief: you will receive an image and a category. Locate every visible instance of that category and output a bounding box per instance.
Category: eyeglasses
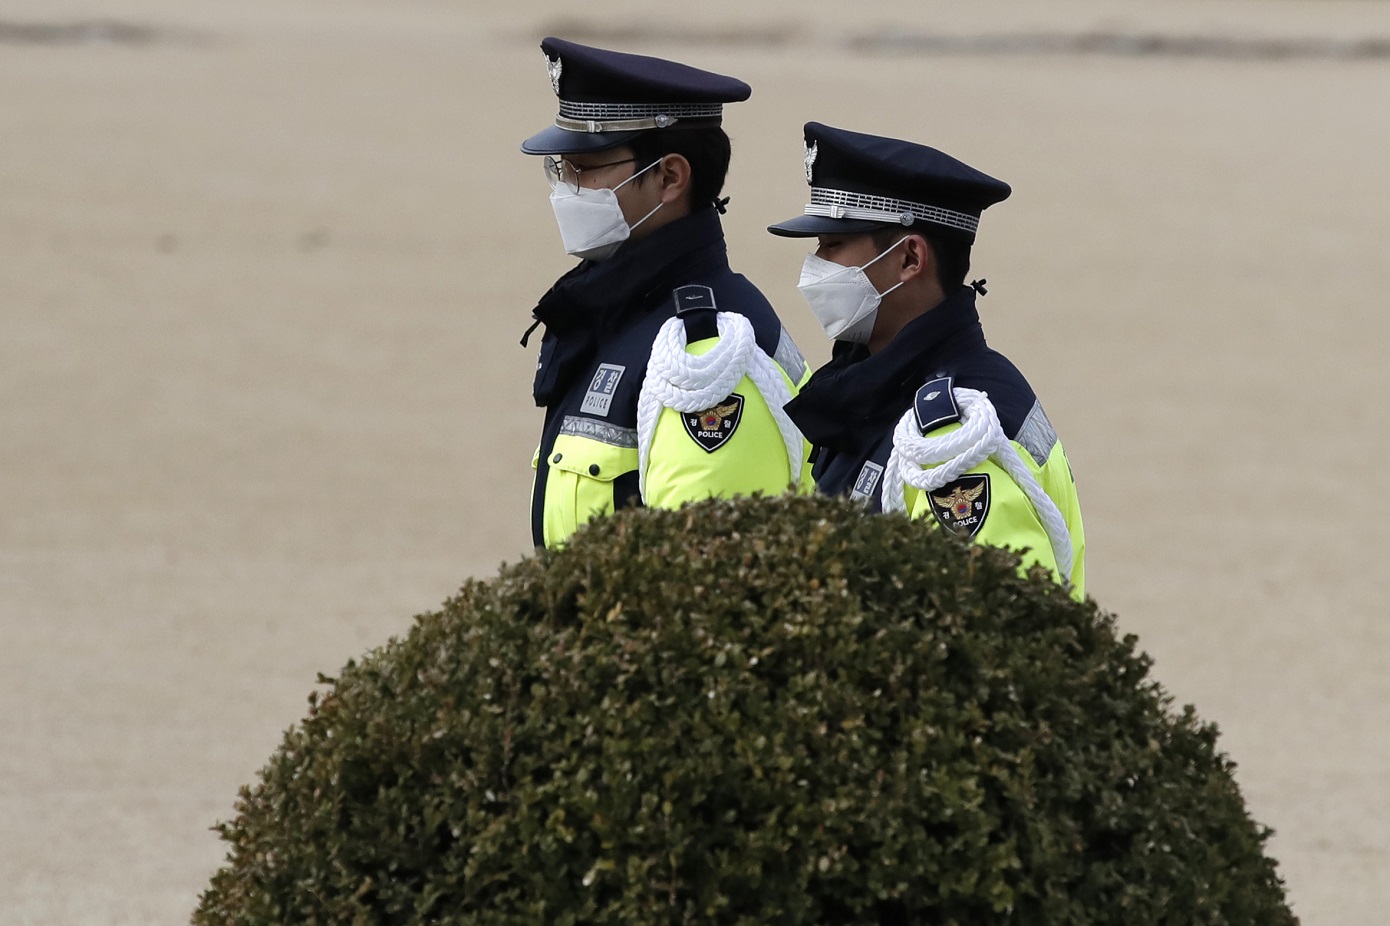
[543,156,639,194]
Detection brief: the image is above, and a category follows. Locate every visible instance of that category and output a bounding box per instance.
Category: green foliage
[194,495,1295,926]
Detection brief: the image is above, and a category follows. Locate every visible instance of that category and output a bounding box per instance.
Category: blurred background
[3,0,1388,922]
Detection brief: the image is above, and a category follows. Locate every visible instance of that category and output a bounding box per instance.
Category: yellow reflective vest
[785,286,1086,599]
[901,414,1086,598]
[527,210,811,548]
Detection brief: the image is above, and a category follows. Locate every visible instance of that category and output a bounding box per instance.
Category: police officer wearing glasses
[771,123,1086,597]
[520,39,811,549]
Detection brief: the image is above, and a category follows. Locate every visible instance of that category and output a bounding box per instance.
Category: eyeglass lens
[542,156,639,193]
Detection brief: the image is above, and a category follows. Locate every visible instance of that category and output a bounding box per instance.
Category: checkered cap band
[805,187,979,234]
[557,100,723,121]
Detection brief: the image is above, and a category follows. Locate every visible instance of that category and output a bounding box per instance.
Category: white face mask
[548,159,663,261]
[796,238,907,344]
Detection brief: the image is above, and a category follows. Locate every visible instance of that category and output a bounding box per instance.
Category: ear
[653,154,692,205]
[898,234,934,283]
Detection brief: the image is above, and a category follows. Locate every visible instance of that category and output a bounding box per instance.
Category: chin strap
[637,312,803,500]
[882,386,1073,584]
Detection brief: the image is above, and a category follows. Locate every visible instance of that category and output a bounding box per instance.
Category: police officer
[770,123,1086,596]
[520,39,811,549]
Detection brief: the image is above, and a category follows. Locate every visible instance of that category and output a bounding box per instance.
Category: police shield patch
[682,393,743,452]
[928,473,991,538]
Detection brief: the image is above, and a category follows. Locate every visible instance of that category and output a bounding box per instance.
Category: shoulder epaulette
[913,375,960,435]
[673,284,718,341]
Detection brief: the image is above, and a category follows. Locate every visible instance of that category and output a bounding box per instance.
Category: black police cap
[520,38,752,156]
[767,122,1011,241]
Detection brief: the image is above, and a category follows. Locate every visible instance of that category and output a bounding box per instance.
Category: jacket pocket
[542,434,639,547]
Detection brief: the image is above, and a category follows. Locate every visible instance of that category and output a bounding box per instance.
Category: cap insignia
[545,54,562,96]
[804,141,818,185]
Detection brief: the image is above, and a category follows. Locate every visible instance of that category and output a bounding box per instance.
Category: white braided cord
[883,387,1074,584]
[637,313,803,500]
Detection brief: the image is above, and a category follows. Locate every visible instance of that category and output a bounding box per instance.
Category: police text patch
[682,393,743,452]
[850,461,884,503]
[928,473,990,539]
[580,363,625,417]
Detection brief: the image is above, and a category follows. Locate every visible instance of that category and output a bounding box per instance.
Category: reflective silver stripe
[560,415,638,449]
[773,326,808,385]
[804,187,979,234]
[556,115,677,132]
[1014,401,1058,467]
[557,99,723,121]
[554,100,722,132]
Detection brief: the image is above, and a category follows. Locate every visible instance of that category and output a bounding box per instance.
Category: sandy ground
[3,0,1389,922]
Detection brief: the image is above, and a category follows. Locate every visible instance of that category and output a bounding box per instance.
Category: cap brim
[766,214,893,238]
[520,125,646,155]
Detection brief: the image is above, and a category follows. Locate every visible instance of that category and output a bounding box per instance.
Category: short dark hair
[628,127,732,212]
[871,227,972,292]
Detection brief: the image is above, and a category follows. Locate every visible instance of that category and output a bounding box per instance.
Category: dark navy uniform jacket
[785,286,1039,512]
[528,207,796,548]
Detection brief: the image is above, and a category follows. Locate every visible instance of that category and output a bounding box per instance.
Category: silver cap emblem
[804,141,818,185]
[545,54,562,96]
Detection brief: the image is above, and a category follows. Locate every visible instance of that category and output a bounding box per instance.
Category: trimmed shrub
[194,495,1296,925]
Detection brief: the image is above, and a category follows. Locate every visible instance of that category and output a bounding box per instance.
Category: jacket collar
[785,285,986,448]
[529,208,728,407]
[531,207,727,338]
